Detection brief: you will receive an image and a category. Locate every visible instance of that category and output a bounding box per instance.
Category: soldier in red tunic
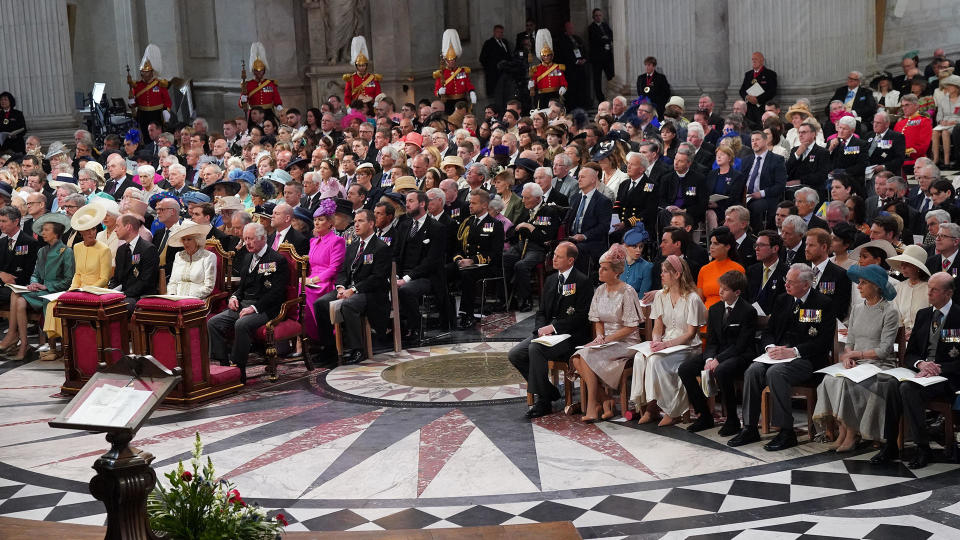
[127,44,172,134]
[240,42,283,125]
[434,29,477,115]
[342,36,382,106]
[529,29,568,109]
[894,93,933,172]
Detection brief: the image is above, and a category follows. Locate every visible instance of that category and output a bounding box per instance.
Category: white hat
[666,96,685,110]
[70,203,107,232]
[249,42,268,72]
[441,29,462,60]
[139,44,163,76]
[351,36,370,65]
[216,195,246,212]
[91,197,120,217]
[888,244,931,277]
[168,219,212,247]
[535,29,554,61]
[45,141,68,160]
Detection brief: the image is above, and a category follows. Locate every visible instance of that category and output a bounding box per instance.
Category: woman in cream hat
[166,220,217,299]
[783,102,824,148]
[440,155,465,180]
[888,244,931,338]
[93,197,122,261]
[933,74,960,166]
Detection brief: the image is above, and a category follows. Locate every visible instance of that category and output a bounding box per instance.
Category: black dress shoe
[727,427,761,447]
[525,399,552,419]
[516,299,533,312]
[344,349,365,365]
[763,429,798,451]
[457,314,477,329]
[687,416,715,433]
[907,445,932,469]
[869,444,898,465]
[718,421,741,437]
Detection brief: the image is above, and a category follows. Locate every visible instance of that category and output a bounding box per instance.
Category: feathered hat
[139,44,162,75]
[535,29,554,61]
[441,29,462,61]
[249,42,268,72]
[351,36,370,66]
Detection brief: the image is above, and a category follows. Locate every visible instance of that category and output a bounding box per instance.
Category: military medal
[809,327,818,337]
[264,280,271,288]
[133,268,139,278]
[2,119,7,125]
[566,306,575,315]
[951,347,959,358]
[751,79,758,85]
[643,86,650,93]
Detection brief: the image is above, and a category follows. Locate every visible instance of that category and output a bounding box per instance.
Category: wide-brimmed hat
[512,157,539,174]
[284,157,309,172]
[84,162,105,184]
[228,169,256,185]
[91,197,120,216]
[70,203,107,231]
[393,176,418,191]
[216,195,246,212]
[440,156,465,175]
[45,141,68,160]
[32,212,71,236]
[268,169,293,186]
[785,104,813,122]
[254,202,276,219]
[849,239,897,261]
[182,191,211,206]
[124,198,149,222]
[940,74,960,90]
[888,244,931,277]
[168,220,212,247]
[666,96,685,110]
[49,173,78,189]
[591,139,617,161]
[847,263,897,302]
[355,161,376,174]
[292,206,313,229]
[334,198,353,216]
[201,179,241,197]
[402,132,423,150]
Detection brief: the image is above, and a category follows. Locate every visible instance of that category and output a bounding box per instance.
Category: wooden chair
[360,261,401,359]
[252,242,313,380]
[203,238,234,317]
[759,321,828,440]
[892,326,957,451]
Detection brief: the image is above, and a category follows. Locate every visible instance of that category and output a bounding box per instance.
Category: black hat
[334,198,353,216]
[591,139,617,161]
[254,202,277,219]
[134,149,157,167]
[284,157,309,172]
[292,206,313,229]
[201,179,242,197]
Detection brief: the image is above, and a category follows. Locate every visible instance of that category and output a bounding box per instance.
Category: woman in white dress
[570,245,644,423]
[888,245,930,340]
[630,255,706,426]
[166,220,217,299]
[933,74,960,166]
[92,197,121,263]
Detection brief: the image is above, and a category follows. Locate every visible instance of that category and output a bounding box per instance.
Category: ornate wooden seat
[55,290,129,395]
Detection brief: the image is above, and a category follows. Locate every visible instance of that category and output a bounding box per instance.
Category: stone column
[0,0,79,141]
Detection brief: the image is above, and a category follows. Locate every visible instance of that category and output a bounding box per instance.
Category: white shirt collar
[939,299,953,319]
[127,235,139,252]
[799,289,811,303]
[476,212,489,222]
[581,188,596,199]
[559,266,573,282]
[735,232,747,245]
[255,243,268,258]
[1,229,20,243]
[276,225,291,241]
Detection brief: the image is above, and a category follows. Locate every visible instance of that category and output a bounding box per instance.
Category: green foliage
[147,432,286,539]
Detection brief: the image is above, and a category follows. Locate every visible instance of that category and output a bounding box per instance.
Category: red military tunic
[240,78,283,110]
[433,67,475,99]
[343,72,383,104]
[530,63,567,94]
[133,79,172,112]
[894,113,933,166]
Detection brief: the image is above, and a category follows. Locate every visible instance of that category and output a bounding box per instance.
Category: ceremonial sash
[535,64,559,84]
[134,80,158,99]
[351,74,375,99]
[443,68,463,87]
[249,79,272,97]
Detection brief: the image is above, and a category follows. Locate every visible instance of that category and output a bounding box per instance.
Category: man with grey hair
[208,222,290,383]
[728,262,836,451]
[826,70,877,123]
[780,214,808,266]
[611,95,628,122]
[685,121,715,174]
[459,162,490,203]
[503,182,563,311]
[912,162,939,215]
[793,187,828,231]
[614,151,655,236]
[529,166,562,207]
[825,200,852,230]
[866,110,906,177]
[724,205,756,266]
[926,223,960,289]
[103,152,136,199]
[828,115,869,197]
[551,153,578,198]
[664,142,708,226]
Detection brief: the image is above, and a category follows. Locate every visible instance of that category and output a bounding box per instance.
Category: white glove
[240,94,248,103]
[469,91,477,104]
[558,87,567,96]
[437,87,447,96]
[162,110,170,123]
[275,105,283,112]
[127,98,135,106]
[528,80,535,90]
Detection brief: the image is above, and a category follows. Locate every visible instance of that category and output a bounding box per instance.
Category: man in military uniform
[503,182,562,312]
[240,42,283,125]
[128,44,172,135]
[454,188,504,329]
[343,36,382,105]
[434,29,477,115]
[529,29,567,110]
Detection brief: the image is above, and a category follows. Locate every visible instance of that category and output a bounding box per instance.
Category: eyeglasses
[936,234,957,240]
[26,201,42,206]
[61,205,79,209]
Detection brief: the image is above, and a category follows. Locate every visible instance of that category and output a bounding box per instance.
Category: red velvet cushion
[209,364,241,385]
[59,291,126,305]
[136,297,206,312]
[254,320,301,341]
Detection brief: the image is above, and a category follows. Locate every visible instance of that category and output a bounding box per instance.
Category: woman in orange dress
[696,226,744,311]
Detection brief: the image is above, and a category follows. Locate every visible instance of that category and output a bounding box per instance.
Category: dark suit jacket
[300,192,323,216]
[535,268,595,346]
[703,297,758,363]
[692,142,716,176]
[829,137,870,196]
[0,231,38,286]
[866,129,906,176]
[926,253,960,301]
[455,214,504,268]
[740,152,787,199]
[786,144,831,194]
[806,214,830,232]
[650,250,705,290]
[736,234,757,268]
[337,234,391,295]
[762,289,836,368]
[660,170,708,224]
[508,203,564,251]
[545,188,568,207]
[109,238,159,298]
[705,168,745,217]
[815,261,852,320]
[103,174,137,200]
[232,247,289,319]
[904,304,960,387]
[746,260,786,316]
[780,240,807,267]
[563,190,613,257]
[825,86,877,123]
[635,71,671,114]
[268,227,310,257]
[738,67,778,128]
[615,174,657,230]
[152,225,183,282]
[396,217,444,279]
[479,36,512,93]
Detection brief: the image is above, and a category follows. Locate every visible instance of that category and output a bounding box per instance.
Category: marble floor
[2,314,960,538]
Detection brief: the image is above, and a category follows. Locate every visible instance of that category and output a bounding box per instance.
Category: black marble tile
[865,523,934,540]
[300,509,368,531]
[44,500,105,522]
[590,495,656,521]
[843,458,916,478]
[446,505,513,527]
[0,492,65,514]
[790,469,857,491]
[520,501,588,523]
[686,532,739,540]
[797,535,851,540]
[728,479,792,503]
[0,484,24,499]
[660,487,727,513]
[755,520,818,534]
[373,508,441,530]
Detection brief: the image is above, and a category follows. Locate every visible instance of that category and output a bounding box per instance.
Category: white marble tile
[484,501,542,515]
[717,494,781,513]
[844,490,930,510]
[847,472,915,491]
[419,428,539,498]
[641,501,710,521]
[732,531,800,539]
[500,515,538,525]
[351,507,411,521]
[558,495,609,510]
[280,507,343,521]
[56,513,106,526]
[617,488,672,503]
[306,430,419,500]
[533,425,657,492]
[910,461,959,478]
[0,507,55,520]
[572,509,637,527]
[789,485,852,502]
[742,470,792,484]
[423,519,459,529]
[685,479,734,495]
[413,505,471,519]
[7,484,62,498]
[57,491,97,505]
[802,516,885,538]
[942,499,960,516]
[346,521,385,531]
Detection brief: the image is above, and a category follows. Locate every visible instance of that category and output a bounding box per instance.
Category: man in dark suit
[872,272,960,469]
[746,230,785,316]
[661,144,708,226]
[635,56,671,116]
[806,228,852,320]
[724,205,757,268]
[300,172,324,216]
[152,196,183,282]
[866,111,906,178]
[109,214,159,314]
[395,191,445,342]
[743,130,787,232]
[0,206,38,310]
[455,189,505,329]
[479,25,511,99]
[588,8,614,103]
[728,264,836,451]
[686,123,716,176]
[779,215,808,267]
[647,226,705,295]
[208,222,290,383]
[679,270,757,433]
[314,209,392,364]
[509,242,593,418]
[564,164,612,274]
[794,187,829,232]
[504,183,564,312]
[102,153,138,200]
[738,52,778,130]
[925,223,960,301]
[785,121,831,201]
[824,71,878,125]
[266,203,310,256]
[555,22,590,111]
[829,116,870,197]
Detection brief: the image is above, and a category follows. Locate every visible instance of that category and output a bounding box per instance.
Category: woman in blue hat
[814,264,900,452]
[622,224,653,295]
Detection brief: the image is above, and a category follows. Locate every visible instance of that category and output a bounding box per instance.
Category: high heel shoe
[10,346,36,362]
[601,400,616,421]
[0,341,20,354]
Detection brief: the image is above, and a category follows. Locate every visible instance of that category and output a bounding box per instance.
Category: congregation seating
[56,290,129,395]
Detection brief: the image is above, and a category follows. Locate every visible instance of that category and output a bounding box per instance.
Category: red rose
[181,471,192,482]
[227,489,245,505]
[276,513,288,526]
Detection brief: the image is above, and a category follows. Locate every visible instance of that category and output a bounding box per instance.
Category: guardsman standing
[434,29,477,115]
[240,42,283,124]
[529,29,567,109]
[128,44,172,135]
[343,36,382,106]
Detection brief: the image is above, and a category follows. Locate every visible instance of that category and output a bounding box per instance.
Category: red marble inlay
[222,409,384,479]
[417,409,475,496]
[0,417,55,428]
[534,414,659,478]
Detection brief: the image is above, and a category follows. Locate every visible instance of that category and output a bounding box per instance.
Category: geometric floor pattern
[2,314,960,538]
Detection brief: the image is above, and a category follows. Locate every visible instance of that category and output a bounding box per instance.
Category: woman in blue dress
[621,224,653,296]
